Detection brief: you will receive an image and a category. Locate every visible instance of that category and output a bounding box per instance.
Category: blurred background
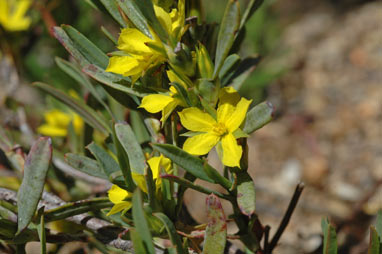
[0,0,381,253]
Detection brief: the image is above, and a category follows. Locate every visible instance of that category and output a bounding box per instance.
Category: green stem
[162,174,233,201]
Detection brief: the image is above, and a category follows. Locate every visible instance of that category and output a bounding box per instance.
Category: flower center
[212,122,228,136]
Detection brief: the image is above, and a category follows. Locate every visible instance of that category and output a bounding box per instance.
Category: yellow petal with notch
[140,94,175,113]
[221,133,242,167]
[183,133,220,155]
[178,108,216,132]
[225,98,252,132]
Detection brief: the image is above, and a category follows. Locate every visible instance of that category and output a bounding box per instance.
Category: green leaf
[130,0,168,42]
[203,194,227,254]
[152,144,215,183]
[111,125,136,192]
[98,0,127,27]
[55,57,113,117]
[130,228,147,253]
[116,0,152,38]
[130,110,151,144]
[236,172,256,216]
[0,219,17,239]
[161,175,231,201]
[87,142,121,179]
[115,123,147,175]
[321,218,338,254]
[132,189,156,254]
[231,55,261,91]
[34,82,110,135]
[240,0,264,30]
[61,25,109,69]
[219,54,241,86]
[17,137,52,233]
[36,208,46,254]
[65,153,108,180]
[242,101,274,134]
[44,198,112,222]
[82,64,149,99]
[53,27,89,66]
[368,226,380,254]
[213,0,241,78]
[376,210,382,242]
[154,213,185,254]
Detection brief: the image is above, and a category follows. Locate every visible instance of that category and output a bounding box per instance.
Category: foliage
[2,0,371,254]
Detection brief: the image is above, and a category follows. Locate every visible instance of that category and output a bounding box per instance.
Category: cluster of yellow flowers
[0,0,31,32]
[36,0,252,216]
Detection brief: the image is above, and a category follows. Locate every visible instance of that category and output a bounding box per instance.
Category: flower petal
[221,133,242,167]
[107,201,132,216]
[45,110,71,127]
[106,56,142,77]
[132,173,148,193]
[37,125,67,137]
[117,28,152,54]
[148,156,161,179]
[108,185,130,204]
[139,94,175,113]
[154,5,172,35]
[225,98,252,132]
[183,133,220,155]
[217,103,235,125]
[178,108,216,132]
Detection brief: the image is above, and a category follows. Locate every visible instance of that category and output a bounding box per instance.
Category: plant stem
[268,182,304,252]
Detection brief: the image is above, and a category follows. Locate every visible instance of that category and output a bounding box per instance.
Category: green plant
[321,211,382,254]
[0,0,304,253]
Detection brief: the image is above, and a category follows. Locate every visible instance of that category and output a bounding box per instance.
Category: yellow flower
[37,110,84,137]
[107,185,132,216]
[106,0,185,82]
[139,71,187,123]
[0,0,31,32]
[132,155,172,193]
[178,89,252,167]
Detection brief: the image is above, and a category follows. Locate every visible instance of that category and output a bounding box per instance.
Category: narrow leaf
[376,210,382,242]
[219,54,240,86]
[240,0,264,30]
[55,57,113,116]
[154,213,184,254]
[99,0,127,27]
[116,0,152,38]
[231,55,261,90]
[321,218,338,254]
[65,153,108,180]
[161,174,231,201]
[242,101,274,134]
[213,0,241,77]
[36,208,46,254]
[132,189,156,254]
[17,137,52,233]
[368,226,380,254]
[152,144,215,183]
[87,142,120,178]
[130,0,168,42]
[203,195,227,254]
[237,172,256,216]
[130,228,147,253]
[34,82,110,135]
[62,25,109,69]
[82,64,149,98]
[53,27,89,66]
[44,198,112,222]
[115,123,146,175]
